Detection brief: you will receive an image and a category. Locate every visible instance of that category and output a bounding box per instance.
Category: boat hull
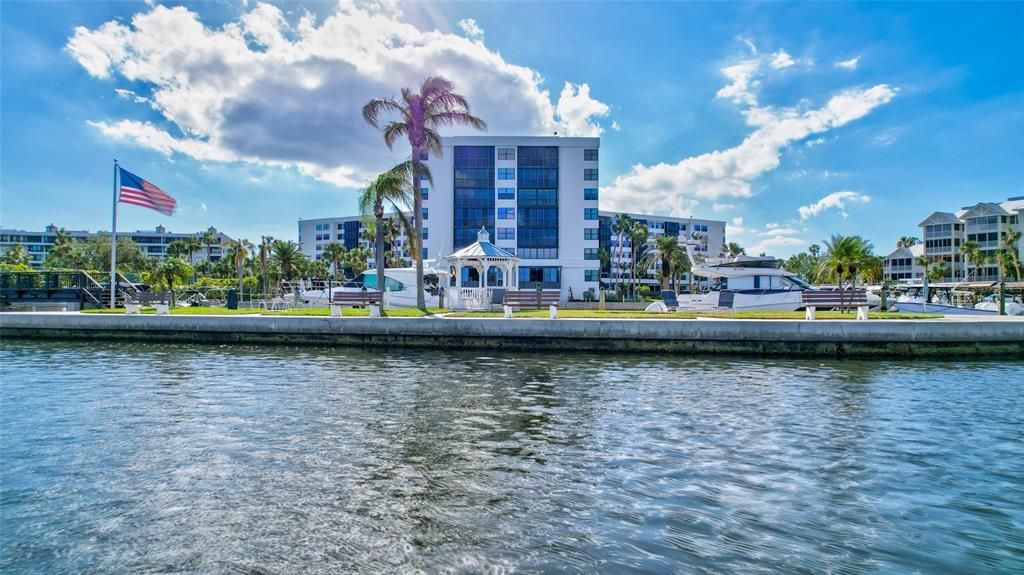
[892,301,995,316]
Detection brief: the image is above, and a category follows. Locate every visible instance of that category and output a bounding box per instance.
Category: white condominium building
[0,224,232,268]
[883,243,925,282]
[918,196,1023,282]
[299,136,725,300]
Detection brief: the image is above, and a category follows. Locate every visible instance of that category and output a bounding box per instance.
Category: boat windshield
[350,273,406,292]
[781,275,815,290]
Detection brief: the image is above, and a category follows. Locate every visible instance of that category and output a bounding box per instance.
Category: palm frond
[362,97,406,128]
[424,91,470,114]
[383,121,410,150]
[421,128,443,155]
[426,111,488,131]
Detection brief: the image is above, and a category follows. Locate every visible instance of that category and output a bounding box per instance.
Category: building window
[337,233,343,240]
[453,145,496,250]
[584,188,598,201]
[584,248,599,260]
[422,228,429,240]
[519,266,560,288]
[422,207,428,220]
[584,168,598,181]
[584,208,598,220]
[584,228,599,240]
[519,248,558,259]
[585,270,599,282]
[316,244,323,251]
[498,187,515,200]
[422,248,428,259]
[498,227,516,240]
[498,207,516,219]
[584,149,598,161]
[418,149,428,161]
[421,187,429,200]
[497,147,515,160]
[498,167,516,180]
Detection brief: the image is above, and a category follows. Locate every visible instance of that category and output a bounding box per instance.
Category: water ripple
[1,340,1022,574]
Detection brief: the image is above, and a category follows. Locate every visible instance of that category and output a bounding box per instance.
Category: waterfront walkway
[2,311,1022,358]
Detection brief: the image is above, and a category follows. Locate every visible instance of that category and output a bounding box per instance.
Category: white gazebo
[445,227,520,310]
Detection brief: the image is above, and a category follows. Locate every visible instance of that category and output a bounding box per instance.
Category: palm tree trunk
[375,207,386,297]
[237,259,244,301]
[412,151,425,310]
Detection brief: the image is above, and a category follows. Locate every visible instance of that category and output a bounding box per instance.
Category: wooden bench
[127,291,172,315]
[802,289,869,320]
[501,290,561,318]
[330,290,384,317]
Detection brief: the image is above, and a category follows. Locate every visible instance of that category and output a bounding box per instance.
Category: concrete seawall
[3,312,1024,358]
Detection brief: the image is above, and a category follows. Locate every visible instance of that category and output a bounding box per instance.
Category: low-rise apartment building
[918,197,1023,281]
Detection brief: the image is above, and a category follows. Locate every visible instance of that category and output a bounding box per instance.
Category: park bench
[330,290,384,318]
[127,291,172,316]
[501,290,561,319]
[801,289,869,320]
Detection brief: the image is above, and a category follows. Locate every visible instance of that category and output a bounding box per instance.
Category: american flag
[118,167,176,216]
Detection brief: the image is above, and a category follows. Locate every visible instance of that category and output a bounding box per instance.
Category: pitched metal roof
[446,227,518,260]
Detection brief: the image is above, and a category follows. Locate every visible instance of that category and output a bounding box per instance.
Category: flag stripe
[117,167,176,216]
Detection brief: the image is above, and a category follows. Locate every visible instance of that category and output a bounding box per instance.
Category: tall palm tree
[960,240,986,281]
[345,246,372,277]
[150,257,194,307]
[611,214,632,292]
[363,76,487,309]
[3,243,29,266]
[629,221,649,299]
[165,240,189,260]
[1001,229,1022,281]
[44,228,76,268]
[200,230,218,271]
[322,242,347,278]
[225,239,254,297]
[640,234,689,291]
[271,239,302,281]
[929,260,949,283]
[358,167,415,293]
[724,242,745,257]
[259,236,273,295]
[819,234,874,311]
[897,236,919,249]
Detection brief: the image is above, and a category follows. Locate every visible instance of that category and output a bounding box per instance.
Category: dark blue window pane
[454,146,495,249]
[517,146,558,255]
[584,188,598,201]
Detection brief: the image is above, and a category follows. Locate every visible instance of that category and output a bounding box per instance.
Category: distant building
[918,196,1023,281]
[883,243,925,282]
[298,135,725,299]
[0,223,232,268]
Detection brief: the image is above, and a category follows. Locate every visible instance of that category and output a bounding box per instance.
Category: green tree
[724,242,745,257]
[640,234,689,291]
[200,229,218,272]
[321,242,348,278]
[359,167,415,294]
[149,257,194,306]
[929,260,949,283]
[784,251,820,282]
[183,236,204,264]
[897,236,919,249]
[363,76,487,309]
[345,246,372,278]
[915,255,932,282]
[259,236,274,295]
[67,235,153,274]
[165,240,190,260]
[225,239,254,296]
[818,234,874,310]
[628,221,649,299]
[44,229,76,268]
[3,244,30,266]
[271,239,302,280]
[1001,229,1022,280]
[960,240,987,281]
[611,214,632,290]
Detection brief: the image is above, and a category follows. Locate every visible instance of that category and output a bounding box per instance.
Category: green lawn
[81,306,443,317]
[446,309,941,320]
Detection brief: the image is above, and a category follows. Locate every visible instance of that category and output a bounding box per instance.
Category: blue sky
[2,0,1021,256]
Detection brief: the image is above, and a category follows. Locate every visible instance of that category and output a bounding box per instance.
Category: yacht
[891,283,1022,316]
[673,253,880,312]
[272,264,448,308]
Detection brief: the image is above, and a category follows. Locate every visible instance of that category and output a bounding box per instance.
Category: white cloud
[712,202,735,212]
[114,88,149,104]
[67,2,612,187]
[726,216,746,236]
[554,82,610,136]
[750,234,805,255]
[716,58,761,106]
[200,202,207,212]
[835,57,859,70]
[610,120,621,131]
[873,128,901,146]
[771,50,795,69]
[603,79,896,216]
[798,190,871,220]
[805,137,826,147]
[457,18,483,40]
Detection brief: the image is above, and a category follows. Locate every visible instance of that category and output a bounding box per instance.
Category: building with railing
[883,243,925,282]
[298,136,725,300]
[918,196,1023,281]
[0,224,232,268]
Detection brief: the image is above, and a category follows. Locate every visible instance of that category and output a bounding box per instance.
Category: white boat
[974,294,1024,316]
[672,253,880,312]
[272,264,449,308]
[890,283,1022,316]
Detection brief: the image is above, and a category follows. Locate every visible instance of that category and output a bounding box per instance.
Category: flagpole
[110,159,119,308]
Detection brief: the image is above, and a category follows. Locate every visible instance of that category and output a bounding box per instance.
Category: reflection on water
[1,340,1022,574]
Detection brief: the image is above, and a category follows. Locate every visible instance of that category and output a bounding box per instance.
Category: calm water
[1,340,1022,574]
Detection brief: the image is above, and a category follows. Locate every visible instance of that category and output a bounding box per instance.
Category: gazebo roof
[446,228,519,260]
